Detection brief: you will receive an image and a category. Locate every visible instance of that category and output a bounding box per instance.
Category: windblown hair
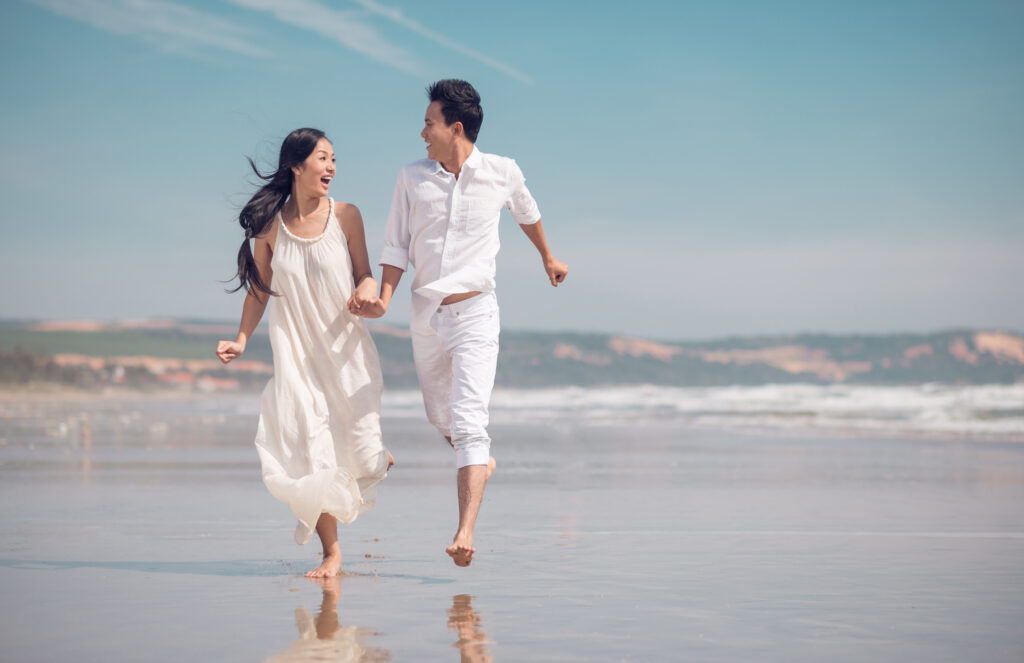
[427,79,483,143]
[230,128,327,298]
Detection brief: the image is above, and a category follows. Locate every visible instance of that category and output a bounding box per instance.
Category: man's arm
[378,264,404,310]
[504,159,567,287]
[520,220,568,286]
[362,168,411,317]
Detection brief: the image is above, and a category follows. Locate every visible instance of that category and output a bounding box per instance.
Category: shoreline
[1,385,1021,444]
[2,406,1023,662]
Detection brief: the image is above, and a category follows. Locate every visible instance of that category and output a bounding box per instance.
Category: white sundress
[254,197,390,545]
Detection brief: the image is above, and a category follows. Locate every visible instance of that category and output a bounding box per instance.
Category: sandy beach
[1,393,1023,662]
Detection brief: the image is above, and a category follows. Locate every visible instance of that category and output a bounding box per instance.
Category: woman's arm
[339,203,385,318]
[339,203,374,286]
[216,234,273,363]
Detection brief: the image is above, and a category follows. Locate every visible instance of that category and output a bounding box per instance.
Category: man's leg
[411,326,453,440]
[442,295,500,567]
[448,464,488,566]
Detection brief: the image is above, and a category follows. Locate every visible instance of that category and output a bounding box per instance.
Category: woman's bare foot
[306,551,342,578]
[307,513,341,578]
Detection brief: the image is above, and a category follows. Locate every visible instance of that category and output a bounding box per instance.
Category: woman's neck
[287,190,322,219]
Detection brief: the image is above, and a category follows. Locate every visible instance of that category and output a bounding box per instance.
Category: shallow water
[1,395,1023,662]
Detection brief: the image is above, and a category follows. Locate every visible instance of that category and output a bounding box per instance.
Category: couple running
[216,79,569,577]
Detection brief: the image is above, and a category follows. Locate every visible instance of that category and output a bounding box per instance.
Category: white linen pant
[411,292,500,468]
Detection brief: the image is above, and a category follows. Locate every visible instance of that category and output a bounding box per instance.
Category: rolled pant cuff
[455,444,491,469]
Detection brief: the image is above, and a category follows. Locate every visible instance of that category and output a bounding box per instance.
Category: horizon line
[0,316,1020,344]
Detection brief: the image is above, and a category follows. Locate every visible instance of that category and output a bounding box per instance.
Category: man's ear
[452,121,464,138]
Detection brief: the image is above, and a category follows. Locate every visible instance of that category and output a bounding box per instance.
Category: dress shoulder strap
[326,197,339,237]
[271,209,286,247]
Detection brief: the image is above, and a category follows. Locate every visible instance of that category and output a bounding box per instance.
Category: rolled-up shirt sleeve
[505,159,541,225]
[379,168,411,270]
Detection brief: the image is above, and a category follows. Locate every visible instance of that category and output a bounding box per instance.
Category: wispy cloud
[351,0,533,84]
[228,0,421,75]
[27,0,531,82]
[25,0,270,58]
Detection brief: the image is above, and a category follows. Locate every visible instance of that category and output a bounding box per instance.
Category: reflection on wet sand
[79,416,92,478]
[265,577,390,662]
[448,594,493,663]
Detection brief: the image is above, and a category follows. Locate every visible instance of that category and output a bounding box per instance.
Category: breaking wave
[382,383,1024,439]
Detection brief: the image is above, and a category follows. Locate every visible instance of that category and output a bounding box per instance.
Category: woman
[217,128,392,578]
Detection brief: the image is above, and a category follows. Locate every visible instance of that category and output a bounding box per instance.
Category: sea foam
[382,383,1024,439]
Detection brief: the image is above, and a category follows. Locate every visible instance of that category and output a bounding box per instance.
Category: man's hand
[544,256,569,287]
[216,340,245,364]
[519,221,567,287]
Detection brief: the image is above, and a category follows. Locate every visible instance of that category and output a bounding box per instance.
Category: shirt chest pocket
[461,191,505,222]
[411,180,449,216]
[414,196,448,217]
[413,196,450,238]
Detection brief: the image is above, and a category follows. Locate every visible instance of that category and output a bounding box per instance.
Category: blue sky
[1,0,1021,340]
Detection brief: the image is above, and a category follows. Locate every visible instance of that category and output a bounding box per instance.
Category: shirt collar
[431,145,482,176]
[463,145,482,170]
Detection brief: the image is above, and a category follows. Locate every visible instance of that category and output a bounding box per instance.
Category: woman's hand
[348,277,386,318]
[216,339,245,364]
[355,298,387,318]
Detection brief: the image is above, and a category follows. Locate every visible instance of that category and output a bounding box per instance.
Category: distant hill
[0,319,1021,391]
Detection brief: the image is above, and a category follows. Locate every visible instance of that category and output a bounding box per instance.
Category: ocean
[1,385,1022,661]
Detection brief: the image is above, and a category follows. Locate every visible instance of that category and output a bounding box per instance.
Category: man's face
[421,101,457,163]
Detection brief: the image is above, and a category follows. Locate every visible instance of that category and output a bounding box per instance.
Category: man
[354,79,568,567]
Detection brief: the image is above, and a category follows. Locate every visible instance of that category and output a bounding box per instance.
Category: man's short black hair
[427,79,483,143]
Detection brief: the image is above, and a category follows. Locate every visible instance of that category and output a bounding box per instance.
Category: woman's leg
[306,513,342,578]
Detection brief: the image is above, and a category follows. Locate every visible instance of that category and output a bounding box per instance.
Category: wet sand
[1,395,1023,662]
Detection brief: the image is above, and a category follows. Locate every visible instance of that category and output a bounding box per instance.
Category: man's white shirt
[379,146,541,333]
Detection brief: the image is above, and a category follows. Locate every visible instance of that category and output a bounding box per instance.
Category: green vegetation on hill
[0,326,255,361]
[0,321,1021,389]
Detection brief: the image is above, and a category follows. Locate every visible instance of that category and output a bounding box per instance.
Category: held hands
[544,256,569,287]
[216,340,245,364]
[347,277,387,318]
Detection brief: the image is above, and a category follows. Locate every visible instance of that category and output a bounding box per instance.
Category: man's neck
[439,141,475,179]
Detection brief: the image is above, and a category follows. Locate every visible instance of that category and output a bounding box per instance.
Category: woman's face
[292,137,335,197]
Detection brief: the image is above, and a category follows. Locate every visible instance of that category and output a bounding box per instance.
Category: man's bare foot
[445,459,495,568]
[446,536,475,567]
[305,551,341,578]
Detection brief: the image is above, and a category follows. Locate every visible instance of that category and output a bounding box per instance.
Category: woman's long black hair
[230,127,328,298]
